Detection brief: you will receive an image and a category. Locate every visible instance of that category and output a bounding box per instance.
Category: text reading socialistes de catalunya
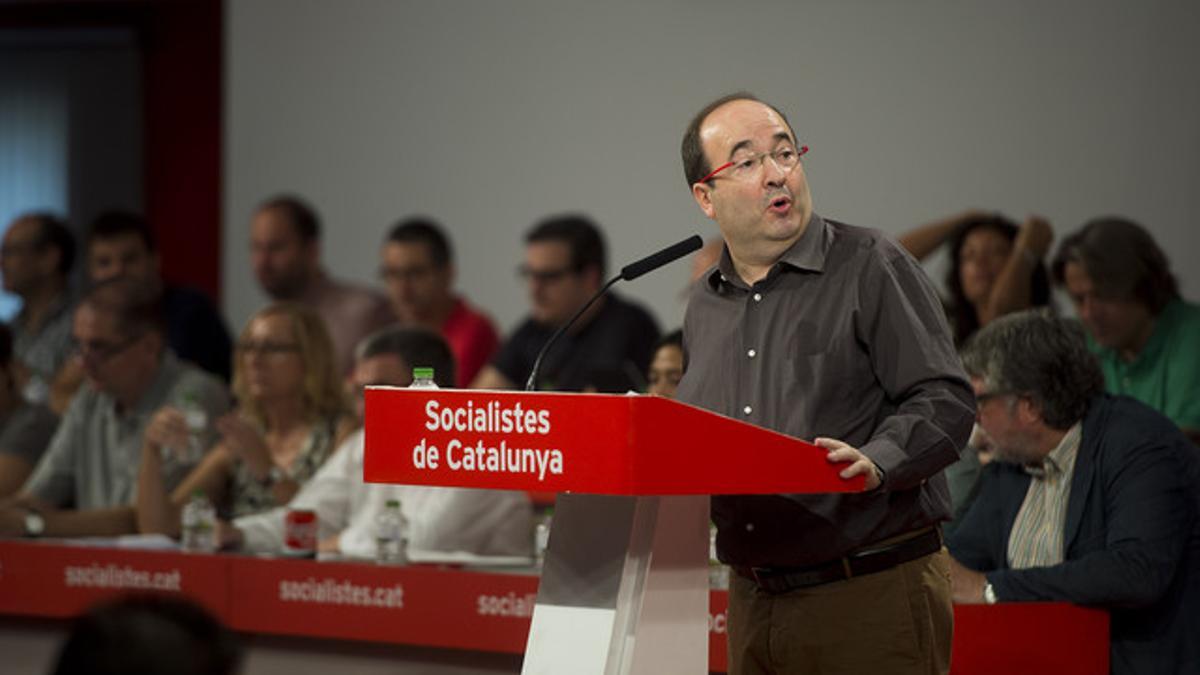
[412,400,564,481]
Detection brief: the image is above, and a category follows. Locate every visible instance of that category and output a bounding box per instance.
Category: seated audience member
[947,311,1200,675]
[472,214,660,391]
[0,324,58,498]
[249,194,395,375]
[51,594,241,675]
[1052,216,1200,443]
[87,211,233,381]
[136,303,354,536]
[230,327,533,558]
[379,217,499,387]
[646,330,683,398]
[0,279,229,537]
[900,210,1053,346]
[1,212,77,404]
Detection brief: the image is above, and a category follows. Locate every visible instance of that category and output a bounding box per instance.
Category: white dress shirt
[234,429,534,559]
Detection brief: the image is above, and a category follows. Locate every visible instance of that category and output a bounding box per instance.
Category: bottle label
[284,509,318,558]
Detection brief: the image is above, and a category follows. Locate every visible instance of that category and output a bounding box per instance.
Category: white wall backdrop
[224,0,1200,336]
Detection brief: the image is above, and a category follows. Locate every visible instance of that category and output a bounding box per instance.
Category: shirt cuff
[233,509,285,553]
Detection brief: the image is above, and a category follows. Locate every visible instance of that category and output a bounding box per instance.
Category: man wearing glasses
[948,311,1199,675]
[0,278,229,538]
[675,93,974,674]
[471,214,660,392]
[379,217,499,388]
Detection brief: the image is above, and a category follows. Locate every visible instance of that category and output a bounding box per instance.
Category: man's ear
[36,246,62,279]
[691,183,716,220]
[582,264,603,289]
[303,239,321,269]
[1016,396,1042,426]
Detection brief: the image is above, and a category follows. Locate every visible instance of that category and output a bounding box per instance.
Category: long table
[0,540,1109,674]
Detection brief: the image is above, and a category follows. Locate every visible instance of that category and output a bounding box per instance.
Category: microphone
[525,234,703,391]
[620,235,705,281]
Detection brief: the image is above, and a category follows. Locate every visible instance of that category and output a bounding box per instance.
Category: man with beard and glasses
[471,214,659,392]
[948,310,1199,675]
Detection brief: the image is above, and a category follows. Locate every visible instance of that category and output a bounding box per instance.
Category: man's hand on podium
[815,437,883,491]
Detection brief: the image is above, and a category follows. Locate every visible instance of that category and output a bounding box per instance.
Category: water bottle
[410,367,438,389]
[708,522,729,589]
[375,499,409,565]
[180,490,218,553]
[180,390,208,464]
[534,508,553,568]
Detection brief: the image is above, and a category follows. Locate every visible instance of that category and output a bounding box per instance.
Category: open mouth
[767,196,792,213]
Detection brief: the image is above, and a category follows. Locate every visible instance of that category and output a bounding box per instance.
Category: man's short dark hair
[87,210,157,252]
[961,310,1105,429]
[1051,216,1178,314]
[655,328,683,352]
[257,194,321,243]
[23,212,76,276]
[356,326,457,388]
[80,277,166,339]
[525,214,607,278]
[386,217,453,268]
[52,595,241,675]
[680,92,797,188]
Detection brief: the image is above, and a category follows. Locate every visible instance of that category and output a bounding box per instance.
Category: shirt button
[743,405,753,416]
[753,293,762,302]
[747,349,757,358]
[745,523,755,532]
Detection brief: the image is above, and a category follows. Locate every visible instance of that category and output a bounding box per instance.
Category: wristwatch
[23,508,45,538]
[982,581,998,605]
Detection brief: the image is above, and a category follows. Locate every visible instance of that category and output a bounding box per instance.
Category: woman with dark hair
[900,210,1054,345]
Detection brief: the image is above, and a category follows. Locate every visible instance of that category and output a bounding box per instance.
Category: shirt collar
[1093,299,1182,369]
[705,213,831,292]
[1023,421,1082,480]
[14,289,73,329]
[127,351,184,420]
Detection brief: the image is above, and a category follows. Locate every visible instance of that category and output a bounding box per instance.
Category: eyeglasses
[237,340,300,355]
[72,332,146,365]
[975,390,1016,405]
[697,144,809,184]
[379,265,434,283]
[0,241,41,259]
[517,265,576,284]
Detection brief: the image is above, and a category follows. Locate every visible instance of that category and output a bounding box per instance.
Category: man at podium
[677,94,975,674]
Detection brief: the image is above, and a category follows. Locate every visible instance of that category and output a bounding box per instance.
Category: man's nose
[761,157,787,186]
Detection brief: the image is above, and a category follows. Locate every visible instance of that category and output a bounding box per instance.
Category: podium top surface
[364,388,864,496]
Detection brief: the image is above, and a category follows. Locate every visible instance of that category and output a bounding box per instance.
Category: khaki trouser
[727,548,953,675]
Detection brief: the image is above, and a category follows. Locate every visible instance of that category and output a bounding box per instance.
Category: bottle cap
[412,367,434,380]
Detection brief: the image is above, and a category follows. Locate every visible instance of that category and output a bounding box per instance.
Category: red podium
[364,388,862,675]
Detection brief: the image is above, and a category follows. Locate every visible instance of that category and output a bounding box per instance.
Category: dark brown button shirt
[676,214,975,567]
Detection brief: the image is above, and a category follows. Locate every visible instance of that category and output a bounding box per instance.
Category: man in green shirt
[1052,217,1200,444]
